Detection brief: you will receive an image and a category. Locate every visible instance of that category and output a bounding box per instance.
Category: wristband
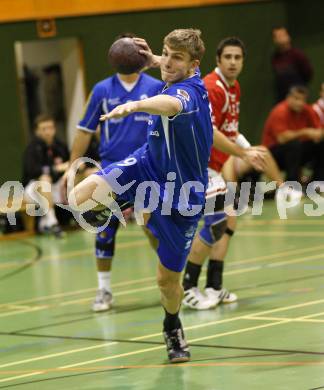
[236,134,251,149]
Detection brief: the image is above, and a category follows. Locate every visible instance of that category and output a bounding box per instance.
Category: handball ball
[108,38,147,74]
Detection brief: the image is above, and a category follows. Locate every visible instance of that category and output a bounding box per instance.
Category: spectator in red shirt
[262,86,324,182]
[272,27,313,102]
[313,83,324,128]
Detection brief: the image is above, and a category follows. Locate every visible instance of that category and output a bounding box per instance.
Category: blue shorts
[96,150,200,272]
[199,211,227,246]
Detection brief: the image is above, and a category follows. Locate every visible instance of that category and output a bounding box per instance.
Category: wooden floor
[1,200,324,389]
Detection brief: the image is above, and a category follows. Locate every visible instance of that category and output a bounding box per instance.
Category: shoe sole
[169,356,191,363]
[92,303,113,312]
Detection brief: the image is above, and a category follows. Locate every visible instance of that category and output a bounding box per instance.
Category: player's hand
[133,37,161,69]
[100,101,139,121]
[304,128,323,143]
[242,146,267,171]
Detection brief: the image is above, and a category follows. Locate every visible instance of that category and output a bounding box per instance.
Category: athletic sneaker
[182,287,216,310]
[205,287,238,306]
[92,289,114,312]
[163,325,190,363]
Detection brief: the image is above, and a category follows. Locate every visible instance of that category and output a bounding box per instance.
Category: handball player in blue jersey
[71,29,212,363]
[65,33,163,312]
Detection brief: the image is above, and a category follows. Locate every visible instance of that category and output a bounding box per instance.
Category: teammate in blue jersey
[65,33,163,312]
[70,29,211,363]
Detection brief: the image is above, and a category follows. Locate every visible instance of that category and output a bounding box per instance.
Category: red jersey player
[182,37,281,310]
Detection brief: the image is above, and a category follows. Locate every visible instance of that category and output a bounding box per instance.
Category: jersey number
[117,157,137,167]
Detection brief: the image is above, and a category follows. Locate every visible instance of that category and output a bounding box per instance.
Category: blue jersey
[78,73,163,164]
[141,72,213,210]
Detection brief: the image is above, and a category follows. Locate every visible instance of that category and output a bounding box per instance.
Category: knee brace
[199,212,227,246]
[95,216,120,258]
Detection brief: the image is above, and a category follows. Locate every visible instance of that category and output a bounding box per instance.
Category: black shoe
[51,224,65,238]
[163,326,190,363]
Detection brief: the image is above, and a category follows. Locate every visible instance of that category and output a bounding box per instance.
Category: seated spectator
[262,86,324,183]
[313,83,324,128]
[272,27,313,102]
[22,114,69,236]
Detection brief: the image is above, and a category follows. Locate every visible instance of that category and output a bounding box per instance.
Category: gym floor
[1,200,324,390]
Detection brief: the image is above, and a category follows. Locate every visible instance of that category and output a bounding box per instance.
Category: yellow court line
[237,231,324,237]
[0,361,318,376]
[0,319,293,384]
[2,297,324,372]
[245,316,324,324]
[1,247,324,318]
[2,240,324,310]
[240,219,324,226]
[2,360,324,376]
[231,243,324,266]
[0,239,149,270]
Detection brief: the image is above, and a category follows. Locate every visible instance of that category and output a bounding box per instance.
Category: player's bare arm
[100,95,182,120]
[213,127,266,170]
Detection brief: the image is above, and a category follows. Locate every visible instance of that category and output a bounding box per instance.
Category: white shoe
[182,287,216,310]
[205,287,238,306]
[92,289,114,312]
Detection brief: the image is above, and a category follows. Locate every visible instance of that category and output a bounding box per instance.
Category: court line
[2,241,324,310]
[2,359,324,376]
[0,319,294,383]
[2,297,324,372]
[237,231,324,237]
[1,248,324,319]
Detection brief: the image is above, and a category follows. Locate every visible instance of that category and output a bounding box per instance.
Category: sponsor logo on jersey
[177,89,190,101]
[134,115,150,122]
[108,97,121,105]
[150,130,160,137]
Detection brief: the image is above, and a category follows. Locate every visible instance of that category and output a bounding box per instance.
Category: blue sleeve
[77,83,104,132]
[162,83,196,114]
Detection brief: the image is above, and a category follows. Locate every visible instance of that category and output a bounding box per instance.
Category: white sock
[39,208,58,230]
[98,271,111,292]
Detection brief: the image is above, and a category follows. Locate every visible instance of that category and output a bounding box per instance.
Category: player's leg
[145,211,197,363]
[92,217,119,312]
[157,262,190,363]
[204,214,238,305]
[182,211,227,310]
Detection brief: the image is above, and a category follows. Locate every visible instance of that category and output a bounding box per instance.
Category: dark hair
[216,37,246,59]
[272,26,288,33]
[34,114,55,130]
[115,32,137,41]
[288,85,308,96]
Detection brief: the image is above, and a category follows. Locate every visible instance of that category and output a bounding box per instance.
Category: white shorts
[205,167,227,200]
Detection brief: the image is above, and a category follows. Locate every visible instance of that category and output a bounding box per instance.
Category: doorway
[14,37,86,147]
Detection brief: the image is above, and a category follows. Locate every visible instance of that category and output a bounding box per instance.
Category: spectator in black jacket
[23,114,69,236]
[272,27,313,102]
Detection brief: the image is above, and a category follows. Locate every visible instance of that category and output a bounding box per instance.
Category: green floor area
[1,200,324,389]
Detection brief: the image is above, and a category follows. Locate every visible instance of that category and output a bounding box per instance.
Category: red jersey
[262,100,320,148]
[204,68,241,172]
[313,98,324,128]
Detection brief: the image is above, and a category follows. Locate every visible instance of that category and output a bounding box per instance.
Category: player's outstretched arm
[100,95,182,121]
